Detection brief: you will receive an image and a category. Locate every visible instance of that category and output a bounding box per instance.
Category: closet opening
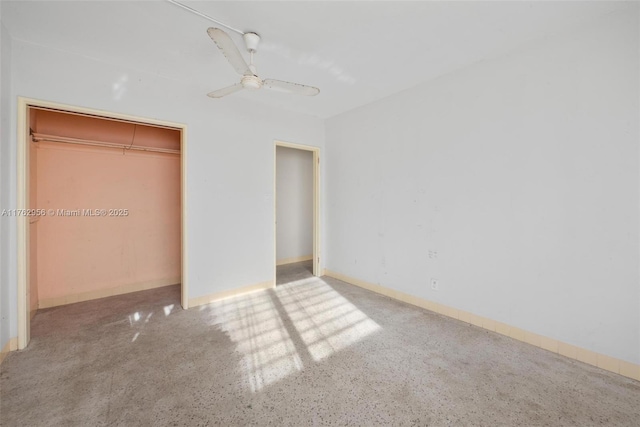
[274,141,320,286]
[17,98,187,349]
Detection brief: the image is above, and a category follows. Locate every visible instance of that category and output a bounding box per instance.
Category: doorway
[274,141,320,286]
[17,98,188,349]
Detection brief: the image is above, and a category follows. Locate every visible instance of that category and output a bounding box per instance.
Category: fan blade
[207,83,244,98]
[207,28,252,76]
[263,79,320,96]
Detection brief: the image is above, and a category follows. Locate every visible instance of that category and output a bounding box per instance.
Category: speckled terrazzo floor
[1,261,639,426]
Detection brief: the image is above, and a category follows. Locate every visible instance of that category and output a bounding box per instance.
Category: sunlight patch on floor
[164,304,175,316]
[201,275,381,392]
[277,278,381,362]
[129,312,141,324]
[205,291,304,392]
[124,307,163,343]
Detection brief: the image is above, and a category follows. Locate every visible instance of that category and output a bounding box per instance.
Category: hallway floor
[1,263,639,425]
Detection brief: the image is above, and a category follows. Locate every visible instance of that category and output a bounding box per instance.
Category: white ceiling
[1,1,631,119]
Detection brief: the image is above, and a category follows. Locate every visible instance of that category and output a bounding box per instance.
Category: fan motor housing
[241,75,263,90]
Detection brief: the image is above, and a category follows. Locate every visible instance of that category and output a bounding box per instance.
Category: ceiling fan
[206,27,320,98]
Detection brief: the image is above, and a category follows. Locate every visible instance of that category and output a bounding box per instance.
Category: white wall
[1,37,324,340]
[276,146,313,262]
[326,10,639,364]
[0,16,13,351]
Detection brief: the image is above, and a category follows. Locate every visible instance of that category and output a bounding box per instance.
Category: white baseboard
[189,280,274,308]
[38,276,181,309]
[324,269,640,382]
[276,255,313,266]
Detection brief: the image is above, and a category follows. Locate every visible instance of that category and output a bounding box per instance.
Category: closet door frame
[16,97,189,349]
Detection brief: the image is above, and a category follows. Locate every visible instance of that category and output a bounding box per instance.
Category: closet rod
[29,106,181,131]
[31,132,180,155]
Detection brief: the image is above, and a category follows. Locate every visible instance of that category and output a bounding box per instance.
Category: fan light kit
[207,27,320,98]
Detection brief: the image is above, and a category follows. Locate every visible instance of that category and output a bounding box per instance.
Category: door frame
[274,140,321,283]
[16,97,189,349]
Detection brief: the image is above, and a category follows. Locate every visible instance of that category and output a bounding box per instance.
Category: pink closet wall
[32,109,181,307]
